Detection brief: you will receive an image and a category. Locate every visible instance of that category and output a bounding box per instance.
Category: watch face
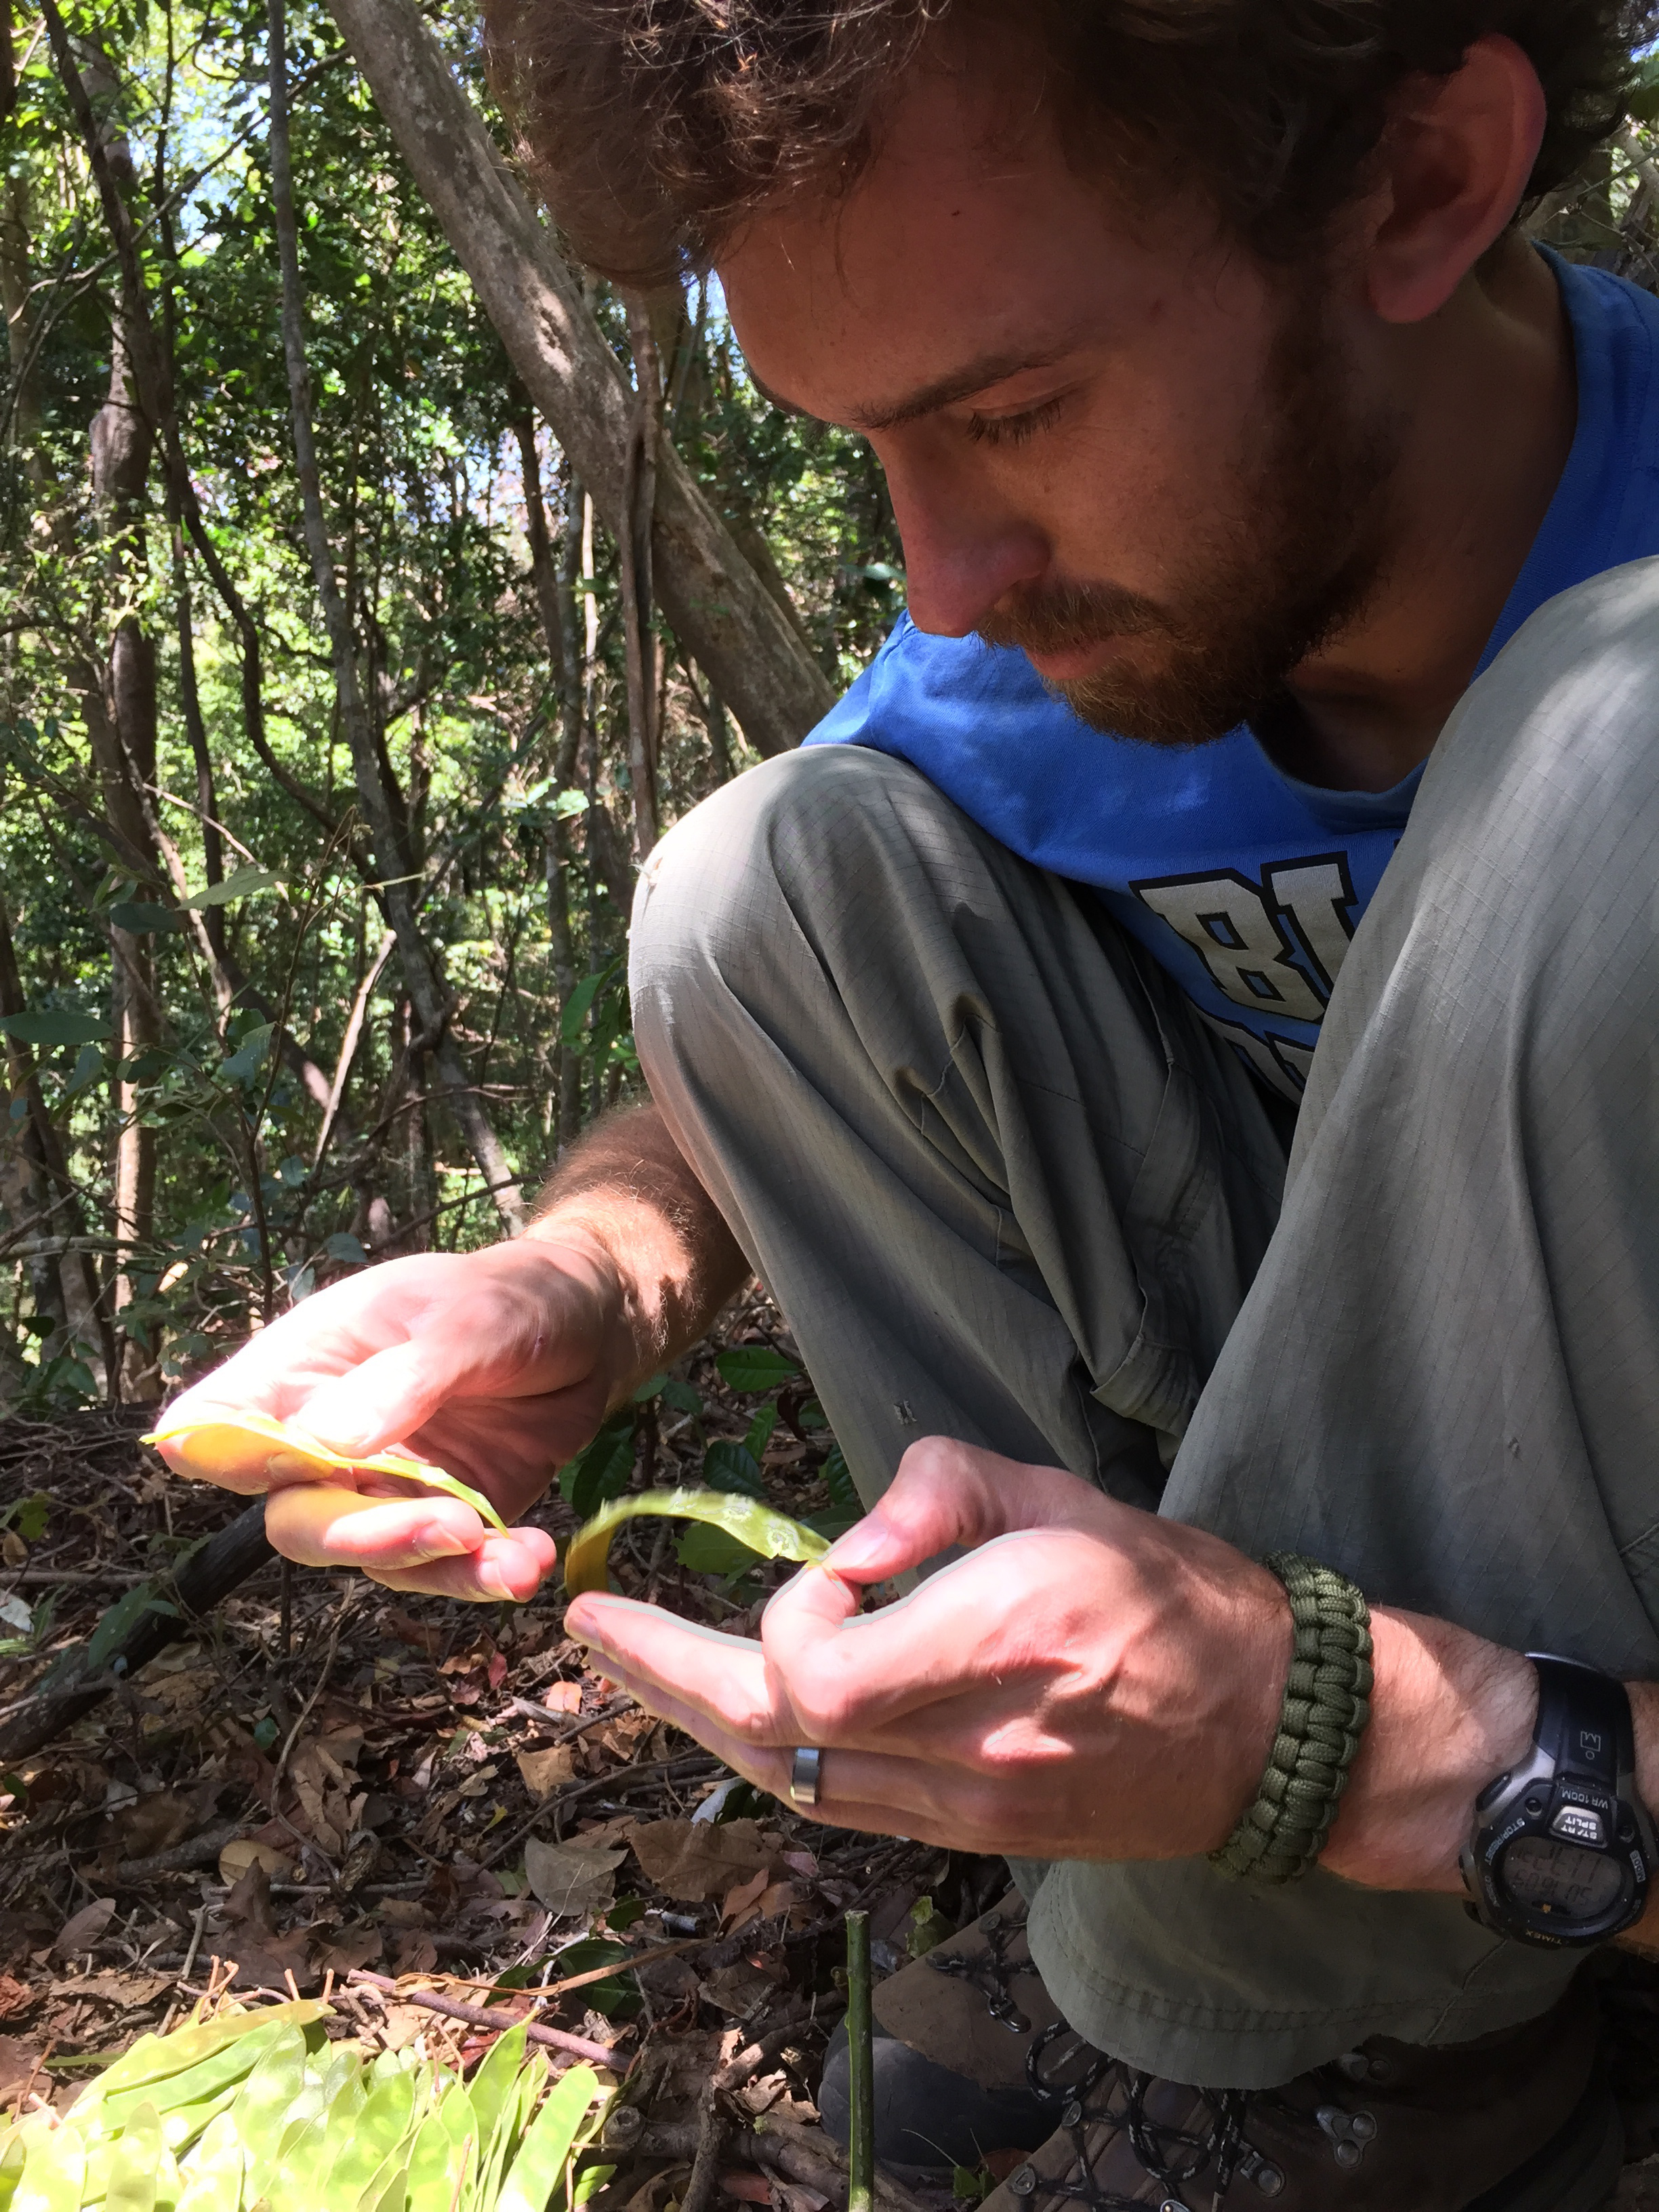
[1500,1834,1624,1923]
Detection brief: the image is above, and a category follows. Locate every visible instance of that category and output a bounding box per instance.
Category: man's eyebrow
[748,343,1078,433]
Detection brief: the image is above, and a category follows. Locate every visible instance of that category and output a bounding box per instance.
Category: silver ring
[789,1746,823,1807]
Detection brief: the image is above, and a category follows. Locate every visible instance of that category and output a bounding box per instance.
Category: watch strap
[1527,1653,1635,1787]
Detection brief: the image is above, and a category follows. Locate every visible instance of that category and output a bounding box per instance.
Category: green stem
[846,1908,874,2212]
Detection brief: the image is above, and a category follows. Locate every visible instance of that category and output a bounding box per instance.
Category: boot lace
[926,1908,1043,2034]
[1010,2026,1373,2211]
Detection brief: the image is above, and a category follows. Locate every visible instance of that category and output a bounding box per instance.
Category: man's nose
[881,454,1048,637]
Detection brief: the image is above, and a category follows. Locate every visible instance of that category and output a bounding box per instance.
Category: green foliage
[0,2001,610,2212]
[558,1416,638,1519]
[0,0,903,1406]
[714,1347,800,1393]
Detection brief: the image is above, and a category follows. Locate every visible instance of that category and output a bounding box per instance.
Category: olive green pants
[629,561,1659,2088]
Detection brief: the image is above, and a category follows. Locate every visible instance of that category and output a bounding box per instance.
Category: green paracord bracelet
[1210,1551,1374,1885]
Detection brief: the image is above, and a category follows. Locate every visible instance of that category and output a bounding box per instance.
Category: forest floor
[4,1357,1659,2210]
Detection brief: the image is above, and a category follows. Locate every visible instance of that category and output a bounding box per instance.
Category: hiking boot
[821,1893,1620,2210]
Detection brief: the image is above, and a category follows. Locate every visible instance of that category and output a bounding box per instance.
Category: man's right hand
[151,1234,630,1603]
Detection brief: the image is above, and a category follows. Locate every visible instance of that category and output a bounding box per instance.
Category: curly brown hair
[483,0,1659,284]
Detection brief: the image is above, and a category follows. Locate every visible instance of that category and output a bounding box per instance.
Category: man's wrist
[1318,1607,1538,1893]
[523,1211,657,1402]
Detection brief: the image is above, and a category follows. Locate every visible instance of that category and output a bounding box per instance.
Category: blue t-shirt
[806,255,1659,1099]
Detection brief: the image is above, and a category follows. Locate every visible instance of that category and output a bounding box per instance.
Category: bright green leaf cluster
[0,2001,610,2212]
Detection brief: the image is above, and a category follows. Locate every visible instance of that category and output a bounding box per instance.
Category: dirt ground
[5,1357,1659,2211]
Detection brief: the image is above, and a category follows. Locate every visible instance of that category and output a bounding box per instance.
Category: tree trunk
[323,0,835,759]
[0,893,114,1387]
[619,294,661,859]
[268,0,525,1233]
[514,419,587,1152]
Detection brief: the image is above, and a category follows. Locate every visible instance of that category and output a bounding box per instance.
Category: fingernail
[478,1561,514,1599]
[822,1526,885,1574]
[421,1526,472,1560]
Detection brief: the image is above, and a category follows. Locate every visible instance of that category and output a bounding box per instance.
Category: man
[159,3,1659,2203]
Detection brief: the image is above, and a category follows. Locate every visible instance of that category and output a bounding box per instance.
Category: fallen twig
[346,1967,620,2066]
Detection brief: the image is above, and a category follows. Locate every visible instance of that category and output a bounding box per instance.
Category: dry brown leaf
[590,1711,655,1761]
[542,1681,583,1714]
[380,2001,429,2051]
[382,1608,444,1657]
[52,1900,115,1961]
[514,1745,578,1801]
[312,1926,382,1976]
[0,1977,34,2022]
[523,1839,623,1918]
[629,1818,779,1904]
[721,1867,772,1929]
[0,2036,41,2095]
[376,1900,430,1929]
[718,2173,774,2205]
[219,1839,297,1887]
[48,1971,171,2007]
[390,1929,439,1975]
[288,1736,356,1858]
[570,1816,643,1860]
[109,1788,201,1863]
[773,2184,832,2212]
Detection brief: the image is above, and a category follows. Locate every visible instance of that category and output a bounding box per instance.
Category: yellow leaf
[143,1411,507,1533]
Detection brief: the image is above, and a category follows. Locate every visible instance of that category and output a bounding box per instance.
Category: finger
[819,1439,1111,1584]
[264,1483,485,1571]
[573,1652,1001,1849]
[152,1430,276,1494]
[761,1531,1086,1747]
[367,1528,558,1603]
[567,1593,785,1738]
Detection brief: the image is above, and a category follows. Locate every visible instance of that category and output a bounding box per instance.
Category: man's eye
[964,395,1067,448]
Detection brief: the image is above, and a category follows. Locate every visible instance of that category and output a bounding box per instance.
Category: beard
[975,285,1403,746]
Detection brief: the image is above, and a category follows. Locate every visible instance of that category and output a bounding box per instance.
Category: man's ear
[1361,35,1549,325]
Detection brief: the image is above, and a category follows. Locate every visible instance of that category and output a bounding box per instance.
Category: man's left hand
[566,1440,1292,1862]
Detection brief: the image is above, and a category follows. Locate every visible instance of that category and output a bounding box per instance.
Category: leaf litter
[0,1303,1010,2212]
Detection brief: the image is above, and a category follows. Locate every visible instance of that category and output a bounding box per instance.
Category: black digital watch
[1462,1654,1654,1947]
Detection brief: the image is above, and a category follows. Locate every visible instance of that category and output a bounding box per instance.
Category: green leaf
[558,1414,637,1519]
[742,1404,779,1460]
[821,1443,859,1521]
[313,2066,419,2204]
[103,2102,163,2212]
[702,1439,765,1500]
[466,2022,527,2146]
[221,1024,275,1086]
[714,1346,800,1393]
[565,1488,830,1599]
[659,1378,702,1416]
[324,1233,369,1265]
[173,2110,243,2212]
[541,1938,637,2019]
[107,901,189,935]
[559,957,623,1055]
[675,1522,764,1578]
[0,1008,110,1047]
[0,2129,25,2212]
[497,2067,604,2212]
[7,1496,49,1542]
[183,865,279,908]
[12,2114,84,2210]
